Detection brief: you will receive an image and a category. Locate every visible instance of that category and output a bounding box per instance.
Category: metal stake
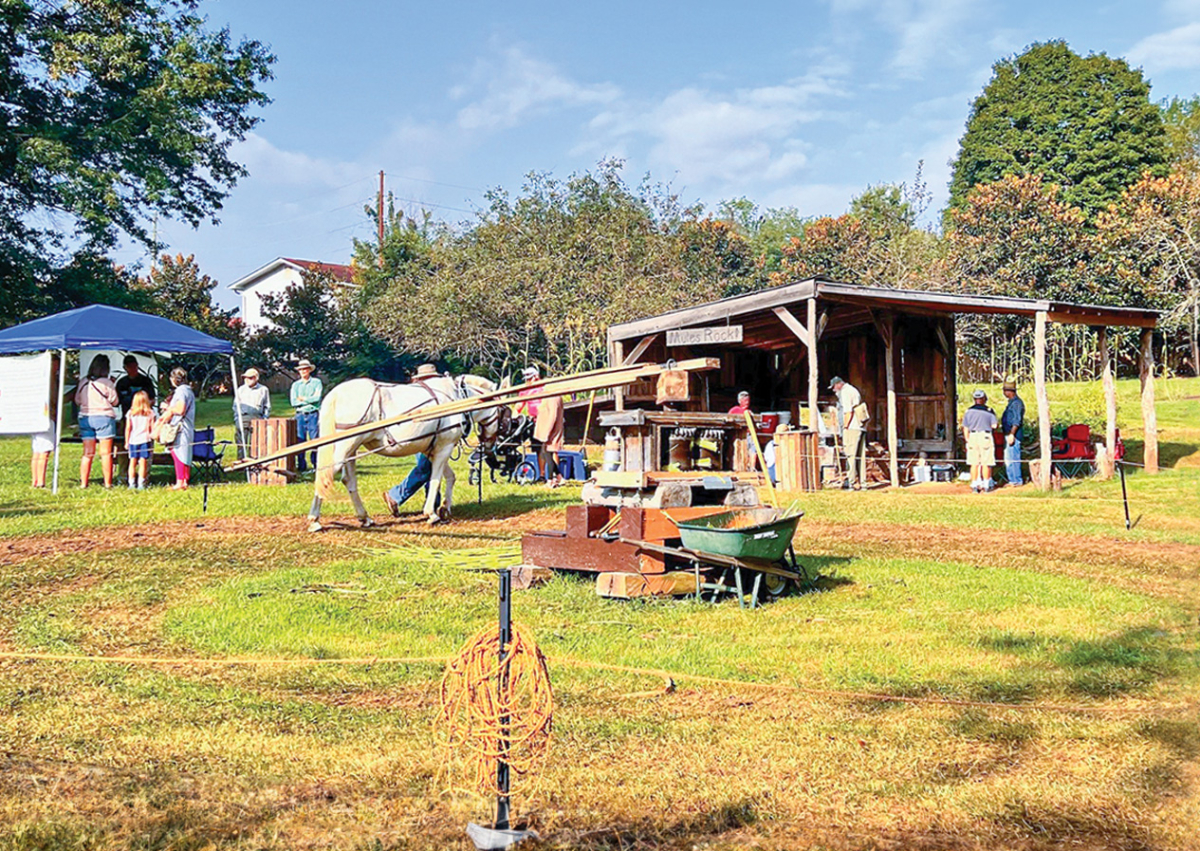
[203,483,209,513]
[496,568,512,831]
[1119,460,1130,530]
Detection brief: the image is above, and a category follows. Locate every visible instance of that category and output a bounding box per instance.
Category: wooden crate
[775,429,821,492]
[248,417,297,485]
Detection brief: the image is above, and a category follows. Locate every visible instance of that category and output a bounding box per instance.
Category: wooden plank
[608,279,817,341]
[619,506,732,543]
[596,571,699,599]
[1035,311,1051,490]
[229,357,720,471]
[772,306,810,345]
[566,505,613,538]
[613,340,625,411]
[623,334,658,365]
[1140,328,1159,474]
[593,470,649,489]
[521,533,643,573]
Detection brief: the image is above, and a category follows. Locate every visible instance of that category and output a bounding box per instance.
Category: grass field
[0,378,1197,850]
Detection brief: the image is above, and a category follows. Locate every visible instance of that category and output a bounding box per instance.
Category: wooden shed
[604,277,1159,488]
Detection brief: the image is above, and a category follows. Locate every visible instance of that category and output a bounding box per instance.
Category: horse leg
[423,444,455,524]
[442,458,456,520]
[343,459,374,527]
[307,494,326,533]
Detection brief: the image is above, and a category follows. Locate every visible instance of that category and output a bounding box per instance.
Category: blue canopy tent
[0,305,240,493]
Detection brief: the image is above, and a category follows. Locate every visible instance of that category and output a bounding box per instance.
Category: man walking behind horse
[382,364,442,516]
[291,359,323,474]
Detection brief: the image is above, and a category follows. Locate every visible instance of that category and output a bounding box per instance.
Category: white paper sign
[0,352,53,434]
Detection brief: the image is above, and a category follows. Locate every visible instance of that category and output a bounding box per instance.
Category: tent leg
[51,349,67,495]
[230,355,247,464]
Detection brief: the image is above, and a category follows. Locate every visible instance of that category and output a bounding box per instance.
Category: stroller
[469,414,538,485]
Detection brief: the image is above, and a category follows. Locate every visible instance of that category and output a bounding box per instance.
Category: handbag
[156,418,181,444]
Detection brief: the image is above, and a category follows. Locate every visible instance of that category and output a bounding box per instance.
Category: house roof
[229,257,354,293]
[607,277,1158,347]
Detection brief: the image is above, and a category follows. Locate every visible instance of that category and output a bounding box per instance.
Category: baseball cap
[829,376,844,389]
[972,389,986,400]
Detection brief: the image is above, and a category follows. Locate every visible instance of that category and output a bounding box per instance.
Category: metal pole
[51,349,67,494]
[1119,460,1131,530]
[496,567,512,830]
[230,355,246,462]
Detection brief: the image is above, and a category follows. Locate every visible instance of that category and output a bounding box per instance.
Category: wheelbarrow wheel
[760,571,794,599]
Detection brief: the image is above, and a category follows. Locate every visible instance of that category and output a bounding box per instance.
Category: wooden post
[884,315,899,487]
[613,340,625,411]
[1139,329,1159,474]
[1099,327,1117,480]
[807,296,819,431]
[1035,311,1051,490]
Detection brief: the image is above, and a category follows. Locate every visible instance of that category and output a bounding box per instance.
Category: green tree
[1161,96,1200,174]
[138,253,243,395]
[0,0,273,311]
[948,41,1167,219]
[245,271,354,381]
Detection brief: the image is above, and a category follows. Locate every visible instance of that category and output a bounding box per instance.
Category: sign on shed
[666,325,743,346]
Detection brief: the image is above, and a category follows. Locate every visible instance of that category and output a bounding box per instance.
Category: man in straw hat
[1000,377,1025,486]
[382,364,442,517]
[290,358,323,473]
[963,389,999,493]
[232,367,270,460]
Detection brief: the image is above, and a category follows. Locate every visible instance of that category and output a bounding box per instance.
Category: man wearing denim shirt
[1000,378,1025,486]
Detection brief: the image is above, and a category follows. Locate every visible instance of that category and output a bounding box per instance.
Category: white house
[229,257,355,330]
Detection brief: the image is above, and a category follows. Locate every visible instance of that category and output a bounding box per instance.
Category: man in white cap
[962,389,999,492]
[830,376,869,489]
[290,358,323,473]
[232,367,270,460]
[383,364,442,516]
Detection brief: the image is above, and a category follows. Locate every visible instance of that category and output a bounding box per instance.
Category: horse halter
[456,377,502,445]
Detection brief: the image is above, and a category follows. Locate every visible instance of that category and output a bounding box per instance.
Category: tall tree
[1161,96,1200,174]
[245,271,352,381]
[0,0,273,312]
[948,41,1167,219]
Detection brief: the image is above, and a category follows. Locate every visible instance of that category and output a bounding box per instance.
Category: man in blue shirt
[290,358,323,474]
[1000,378,1025,486]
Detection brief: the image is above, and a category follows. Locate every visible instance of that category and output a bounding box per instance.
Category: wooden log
[1035,311,1052,490]
[1099,327,1117,481]
[1140,328,1159,474]
[618,506,731,543]
[521,533,643,573]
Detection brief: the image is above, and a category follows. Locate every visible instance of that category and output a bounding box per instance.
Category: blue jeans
[388,454,440,510]
[295,411,319,472]
[1004,438,1023,484]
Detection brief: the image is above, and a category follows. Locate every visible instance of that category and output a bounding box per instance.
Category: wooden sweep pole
[228,358,719,472]
[744,411,779,509]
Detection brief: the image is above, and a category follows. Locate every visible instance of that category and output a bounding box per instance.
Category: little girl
[124,390,156,490]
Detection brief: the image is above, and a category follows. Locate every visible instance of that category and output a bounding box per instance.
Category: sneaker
[137,482,146,491]
[382,491,399,518]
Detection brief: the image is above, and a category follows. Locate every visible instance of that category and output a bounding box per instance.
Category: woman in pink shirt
[75,354,120,488]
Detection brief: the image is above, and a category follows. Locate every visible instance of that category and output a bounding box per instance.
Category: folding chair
[1051,423,1097,479]
[191,426,230,483]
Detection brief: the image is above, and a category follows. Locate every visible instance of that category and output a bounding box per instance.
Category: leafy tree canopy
[1161,96,1200,173]
[948,41,1167,219]
[0,0,274,284]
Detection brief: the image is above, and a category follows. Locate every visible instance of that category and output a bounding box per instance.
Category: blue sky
[136,0,1200,308]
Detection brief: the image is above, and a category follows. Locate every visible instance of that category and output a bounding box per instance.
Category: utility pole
[378,170,385,268]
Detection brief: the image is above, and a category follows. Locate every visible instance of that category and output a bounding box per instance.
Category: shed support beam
[1099,328,1117,480]
[883,314,898,487]
[772,306,809,342]
[807,298,820,432]
[1035,311,1051,490]
[613,340,625,411]
[1139,329,1159,474]
[623,334,657,366]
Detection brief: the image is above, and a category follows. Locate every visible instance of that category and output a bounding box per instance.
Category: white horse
[308,374,504,532]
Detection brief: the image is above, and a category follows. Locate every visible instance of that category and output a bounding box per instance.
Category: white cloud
[234,132,362,188]
[1128,22,1200,70]
[826,0,980,77]
[453,46,620,132]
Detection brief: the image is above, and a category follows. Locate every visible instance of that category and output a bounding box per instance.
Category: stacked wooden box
[774,429,821,492]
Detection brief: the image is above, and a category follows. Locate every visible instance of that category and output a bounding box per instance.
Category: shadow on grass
[1123,438,1200,469]
[548,795,764,850]
[1057,626,1195,698]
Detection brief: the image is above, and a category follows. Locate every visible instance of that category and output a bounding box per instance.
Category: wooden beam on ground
[772,306,810,345]
[228,357,719,472]
[1139,328,1159,474]
[623,334,657,365]
[1035,311,1051,490]
[1099,327,1117,480]
[883,313,899,487]
[807,297,820,431]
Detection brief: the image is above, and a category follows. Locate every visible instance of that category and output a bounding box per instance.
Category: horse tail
[315,393,339,499]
